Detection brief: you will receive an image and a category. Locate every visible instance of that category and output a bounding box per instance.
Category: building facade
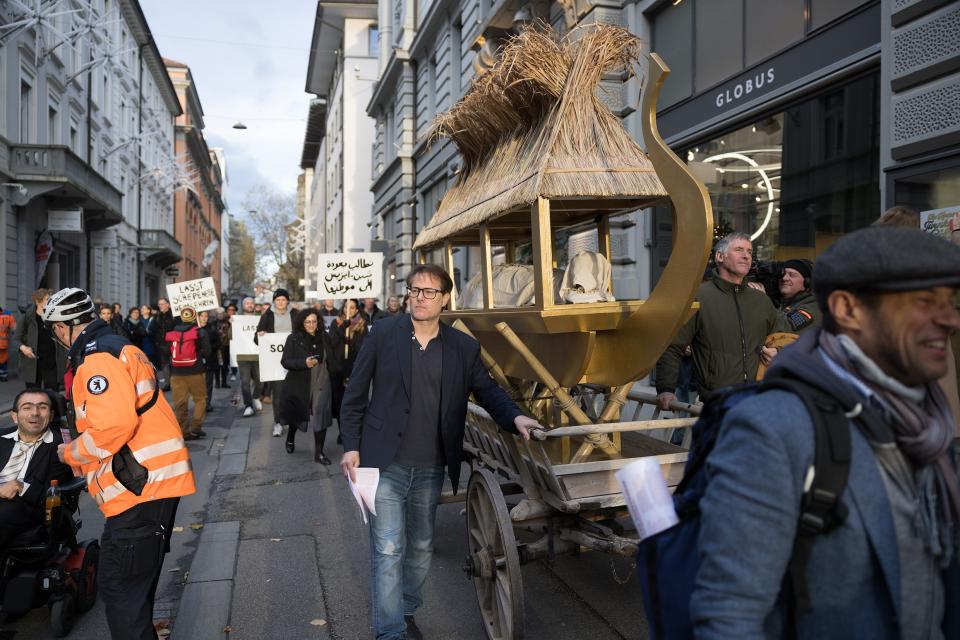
[303,0,379,296]
[362,0,958,298]
[0,0,182,313]
[164,58,225,294]
[211,146,230,296]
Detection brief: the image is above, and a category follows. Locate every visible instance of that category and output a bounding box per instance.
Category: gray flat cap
[814,226,960,302]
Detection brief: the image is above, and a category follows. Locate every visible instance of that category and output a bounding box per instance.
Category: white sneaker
[243,406,254,417]
[253,399,263,411]
[272,423,283,437]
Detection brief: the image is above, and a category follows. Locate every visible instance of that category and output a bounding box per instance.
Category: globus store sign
[656,3,879,143]
[715,67,776,109]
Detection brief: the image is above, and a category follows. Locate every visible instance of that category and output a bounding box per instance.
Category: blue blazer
[339,314,522,488]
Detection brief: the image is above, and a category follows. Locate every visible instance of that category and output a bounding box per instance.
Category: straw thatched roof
[413,24,668,250]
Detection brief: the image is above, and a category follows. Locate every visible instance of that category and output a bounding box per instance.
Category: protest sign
[920,205,960,242]
[317,253,383,298]
[230,315,261,356]
[258,332,290,382]
[167,277,219,316]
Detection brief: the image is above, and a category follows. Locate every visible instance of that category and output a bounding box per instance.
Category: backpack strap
[766,377,852,614]
[136,380,160,416]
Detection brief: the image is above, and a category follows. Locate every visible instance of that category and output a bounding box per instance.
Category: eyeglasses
[407,286,443,300]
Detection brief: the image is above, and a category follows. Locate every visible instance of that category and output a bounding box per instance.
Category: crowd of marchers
[0,292,405,450]
[0,203,959,640]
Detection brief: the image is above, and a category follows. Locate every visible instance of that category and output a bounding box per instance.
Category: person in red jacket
[44,287,195,640]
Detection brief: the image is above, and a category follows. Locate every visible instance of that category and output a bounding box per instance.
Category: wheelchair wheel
[75,542,99,613]
[50,592,76,638]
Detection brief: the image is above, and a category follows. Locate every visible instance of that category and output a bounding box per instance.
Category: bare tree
[228,219,257,294]
[242,185,296,280]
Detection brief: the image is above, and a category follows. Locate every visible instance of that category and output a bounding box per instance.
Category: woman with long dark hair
[280,309,339,462]
[327,299,367,428]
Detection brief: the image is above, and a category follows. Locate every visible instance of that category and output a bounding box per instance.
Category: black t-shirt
[394,332,443,467]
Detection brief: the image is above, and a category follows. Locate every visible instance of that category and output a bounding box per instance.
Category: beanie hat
[273,288,290,301]
[783,259,813,285]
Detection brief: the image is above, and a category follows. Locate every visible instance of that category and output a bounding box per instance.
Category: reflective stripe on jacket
[64,324,195,517]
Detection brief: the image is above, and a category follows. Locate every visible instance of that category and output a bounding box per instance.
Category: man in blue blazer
[340,264,539,640]
[692,226,960,638]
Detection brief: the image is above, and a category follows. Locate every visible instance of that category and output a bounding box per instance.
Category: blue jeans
[369,463,444,640]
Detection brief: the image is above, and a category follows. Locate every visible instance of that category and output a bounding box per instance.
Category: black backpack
[636,376,855,639]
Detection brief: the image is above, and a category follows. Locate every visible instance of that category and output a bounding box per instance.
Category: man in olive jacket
[657,232,789,407]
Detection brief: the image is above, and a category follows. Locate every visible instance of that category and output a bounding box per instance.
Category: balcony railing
[139,229,182,268]
[10,144,122,222]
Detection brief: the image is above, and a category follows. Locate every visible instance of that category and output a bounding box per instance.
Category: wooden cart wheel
[465,468,524,640]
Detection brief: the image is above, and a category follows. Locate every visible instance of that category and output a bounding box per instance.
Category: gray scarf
[819,330,960,565]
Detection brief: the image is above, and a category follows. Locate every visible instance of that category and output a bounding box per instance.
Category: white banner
[167,277,219,316]
[230,315,261,356]
[258,332,290,382]
[317,252,383,299]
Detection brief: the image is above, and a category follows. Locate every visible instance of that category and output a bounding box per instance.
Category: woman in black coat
[327,299,367,424]
[280,309,339,463]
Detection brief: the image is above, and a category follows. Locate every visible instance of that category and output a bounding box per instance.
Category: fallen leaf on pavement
[310,619,327,626]
[172,526,184,533]
[223,625,233,633]
[189,523,204,530]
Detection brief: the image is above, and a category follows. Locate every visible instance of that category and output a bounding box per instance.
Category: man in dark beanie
[778,258,820,335]
[256,289,293,437]
[692,225,960,638]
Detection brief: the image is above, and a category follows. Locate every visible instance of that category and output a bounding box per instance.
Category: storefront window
[894,166,960,215]
[682,72,879,264]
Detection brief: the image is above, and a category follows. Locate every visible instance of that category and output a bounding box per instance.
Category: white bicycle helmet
[42,287,97,326]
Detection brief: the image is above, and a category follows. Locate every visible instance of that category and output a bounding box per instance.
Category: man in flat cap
[692,226,960,638]
[777,259,820,335]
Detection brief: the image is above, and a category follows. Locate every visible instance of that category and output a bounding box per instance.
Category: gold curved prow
[620,54,713,373]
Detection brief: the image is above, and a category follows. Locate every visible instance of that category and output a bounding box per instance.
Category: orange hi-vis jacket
[0,311,15,351]
[63,320,195,517]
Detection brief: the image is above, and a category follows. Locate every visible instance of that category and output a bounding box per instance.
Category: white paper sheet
[348,467,379,524]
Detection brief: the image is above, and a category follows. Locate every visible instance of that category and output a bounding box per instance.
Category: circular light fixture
[232,122,248,130]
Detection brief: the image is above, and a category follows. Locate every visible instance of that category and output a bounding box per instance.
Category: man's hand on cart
[513,415,541,441]
[657,392,677,412]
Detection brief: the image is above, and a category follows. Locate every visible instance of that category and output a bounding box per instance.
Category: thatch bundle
[414,23,668,250]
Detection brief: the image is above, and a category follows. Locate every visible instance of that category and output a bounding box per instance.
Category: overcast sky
[141,0,316,214]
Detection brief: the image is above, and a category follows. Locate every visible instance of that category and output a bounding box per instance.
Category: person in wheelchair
[0,389,74,553]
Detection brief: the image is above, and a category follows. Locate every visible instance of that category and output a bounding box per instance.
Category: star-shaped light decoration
[0,0,82,67]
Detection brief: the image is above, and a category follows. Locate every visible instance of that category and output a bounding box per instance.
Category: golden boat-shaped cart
[413,25,713,639]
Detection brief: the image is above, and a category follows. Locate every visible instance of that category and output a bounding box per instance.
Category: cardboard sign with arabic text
[167,277,219,316]
[317,253,383,298]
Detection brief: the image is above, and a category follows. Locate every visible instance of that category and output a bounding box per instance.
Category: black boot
[314,430,330,465]
[285,426,295,453]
